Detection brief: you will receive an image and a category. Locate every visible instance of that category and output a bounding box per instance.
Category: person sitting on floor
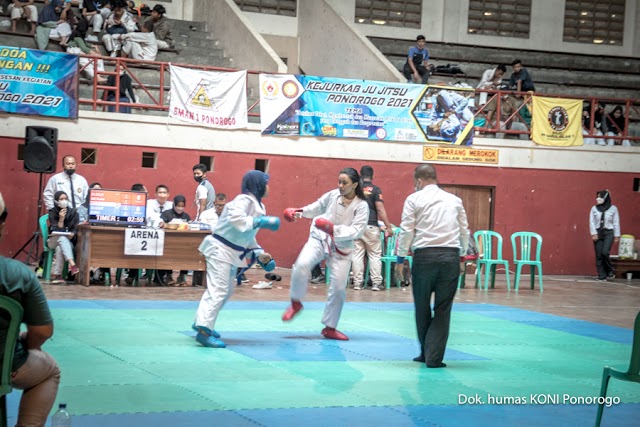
[8,0,38,34]
[101,0,137,57]
[146,4,173,49]
[47,191,80,284]
[120,18,158,61]
[81,0,111,43]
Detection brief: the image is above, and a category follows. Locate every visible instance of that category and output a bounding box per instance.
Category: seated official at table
[147,184,173,227]
[160,195,190,224]
[48,191,80,284]
[160,195,191,286]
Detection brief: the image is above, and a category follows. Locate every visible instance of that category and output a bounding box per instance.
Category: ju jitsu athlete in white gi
[282,168,369,341]
[193,170,280,348]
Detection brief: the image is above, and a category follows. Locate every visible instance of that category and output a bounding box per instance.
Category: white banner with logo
[169,65,247,129]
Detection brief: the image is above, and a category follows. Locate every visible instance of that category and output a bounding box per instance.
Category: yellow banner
[422,146,499,164]
[531,96,584,146]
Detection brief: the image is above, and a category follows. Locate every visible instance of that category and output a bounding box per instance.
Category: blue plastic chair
[39,215,67,282]
[511,232,543,291]
[381,227,413,289]
[595,310,640,427]
[474,230,510,290]
[0,296,24,427]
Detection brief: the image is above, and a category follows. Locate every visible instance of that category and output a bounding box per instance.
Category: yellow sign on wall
[422,146,499,164]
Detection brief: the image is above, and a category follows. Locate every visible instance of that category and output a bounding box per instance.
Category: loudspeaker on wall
[24,126,58,173]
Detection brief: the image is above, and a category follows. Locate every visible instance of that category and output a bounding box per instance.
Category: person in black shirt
[352,166,393,291]
[105,70,136,113]
[160,195,191,224]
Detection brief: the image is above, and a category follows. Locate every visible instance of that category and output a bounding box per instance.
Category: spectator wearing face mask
[192,163,215,221]
[589,190,621,281]
[47,191,80,284]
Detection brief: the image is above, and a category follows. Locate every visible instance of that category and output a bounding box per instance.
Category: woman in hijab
[605,106,631,146]
[48,190,80,284]
[281,167,369,341]
[160,195,191,223]
[589,190,621,281]
[192,171,280,348]
[161,195,191,286]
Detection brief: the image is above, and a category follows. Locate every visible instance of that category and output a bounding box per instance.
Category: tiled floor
[13,268,636,427]
[44,268,640,328]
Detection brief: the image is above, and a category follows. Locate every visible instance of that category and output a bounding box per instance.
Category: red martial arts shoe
[321,327,349,341]
[282,300,303,321]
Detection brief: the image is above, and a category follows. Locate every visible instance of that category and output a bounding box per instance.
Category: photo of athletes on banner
[259,74,474,145]
[413,85,474,146]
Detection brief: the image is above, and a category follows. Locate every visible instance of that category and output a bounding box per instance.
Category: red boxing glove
[283,208,302,223]
[315,218,334,236]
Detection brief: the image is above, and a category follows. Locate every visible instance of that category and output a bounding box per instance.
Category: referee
[395,164,470,368]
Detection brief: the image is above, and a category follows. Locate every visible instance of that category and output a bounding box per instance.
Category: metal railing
[78,54,640,143]
[474,89,640,143]
[78,55,262,117]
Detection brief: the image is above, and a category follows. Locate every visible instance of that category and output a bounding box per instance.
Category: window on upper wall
[467,0,532,39]
[142,152,157,169]
[234,0,296,17]
[199,156,214,173]
[563,0,625,46]
[355,0,422,28]
[255,159,269,173]
[81,148,97,165]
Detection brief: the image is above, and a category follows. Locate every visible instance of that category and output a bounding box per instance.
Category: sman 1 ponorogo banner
[169,65,247,129]
[260,74,474,145]
[0,46,79,119]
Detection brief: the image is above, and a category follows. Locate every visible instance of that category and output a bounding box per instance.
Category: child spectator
[81,0,111,42]
[121,18,158,61]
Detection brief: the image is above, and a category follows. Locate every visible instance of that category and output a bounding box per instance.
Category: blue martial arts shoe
[195,327,226,348]
[192,323,221,338]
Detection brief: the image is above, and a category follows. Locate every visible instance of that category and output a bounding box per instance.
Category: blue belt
[213,234,258,285]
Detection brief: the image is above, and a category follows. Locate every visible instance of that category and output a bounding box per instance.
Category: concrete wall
[238,0,640,59]
[0,111,639,275]
[262,35,300,74]
[191,0,286,73]
[297,0,404,81]
[154,0,187,20]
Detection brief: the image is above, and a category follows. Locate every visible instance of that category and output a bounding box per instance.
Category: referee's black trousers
[411,247,459,366]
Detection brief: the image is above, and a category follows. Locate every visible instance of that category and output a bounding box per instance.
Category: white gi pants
[290,237,352,329]
[194,249,236,331]
[102,34,123,53]
[87,8,110,34]
[9,4,38,22]
[352,225,383,287]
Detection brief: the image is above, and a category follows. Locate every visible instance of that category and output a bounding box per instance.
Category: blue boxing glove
[253,216,280,231]
[257,253,276,271]
[259,259,276,272]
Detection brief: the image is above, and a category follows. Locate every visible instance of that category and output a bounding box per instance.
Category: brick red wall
[1,137,638,275]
